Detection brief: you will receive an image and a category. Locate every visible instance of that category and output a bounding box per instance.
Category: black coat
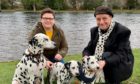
[83,22,134,83]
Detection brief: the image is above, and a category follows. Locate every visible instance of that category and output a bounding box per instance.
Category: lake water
[0,11,140,62]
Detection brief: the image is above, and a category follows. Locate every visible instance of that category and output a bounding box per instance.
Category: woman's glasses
[42,17,54,20]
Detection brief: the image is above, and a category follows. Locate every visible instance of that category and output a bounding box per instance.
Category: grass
[0,49,140,84]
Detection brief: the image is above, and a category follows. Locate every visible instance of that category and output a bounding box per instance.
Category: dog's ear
[29,37,38,46]
[64,62,71,69]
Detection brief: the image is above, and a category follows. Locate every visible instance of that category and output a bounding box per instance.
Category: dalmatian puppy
[49,60,81,84]
[12,33,55,84]
[81,56,100,84]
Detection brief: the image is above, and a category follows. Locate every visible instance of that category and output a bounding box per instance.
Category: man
[83,6,134,84]
[29,8,68,83]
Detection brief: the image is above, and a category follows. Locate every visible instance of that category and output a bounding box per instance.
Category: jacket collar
[37,22,60,41]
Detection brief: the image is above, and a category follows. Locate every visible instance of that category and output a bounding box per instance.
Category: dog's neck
[24,49,41,58]
[62,67,73,79]
[84,68,96,78]
[27,44,43,55]
[24,49,43,65]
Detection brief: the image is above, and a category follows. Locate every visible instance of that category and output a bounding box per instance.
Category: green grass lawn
[0,49,140,84]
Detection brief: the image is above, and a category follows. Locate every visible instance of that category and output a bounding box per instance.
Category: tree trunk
[33,3,36,12]
[0,0,1,12]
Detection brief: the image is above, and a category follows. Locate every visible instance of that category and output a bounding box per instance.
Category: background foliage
[0,0,140,11]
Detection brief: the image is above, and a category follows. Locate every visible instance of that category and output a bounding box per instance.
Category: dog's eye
[44,38,48,41]
[83,61,85,64]
[72,67,75,69]
[38,44,42,48]
[91,62,94,64]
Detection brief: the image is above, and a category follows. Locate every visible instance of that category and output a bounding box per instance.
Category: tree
[53,0,65,10]
[45,0,55,9]
[83,0,103,10]
[21,0,45,11]
[1,0,11,9]
[8,0,15,9]
[127,0,138,9]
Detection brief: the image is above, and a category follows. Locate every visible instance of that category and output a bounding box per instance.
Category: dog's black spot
[16,65,20,68]
[20,80,23,83]
[20,72,26,79]
[15,74,17,77]
[56,72,58,75]
[27,57,29,60]
[24,59,27,65]
[21,60,23,63]
[40,68,42,71]
[30,64,32,67]
[24,81,27,84]
[18,77,21,80]
[20,67,22,70]
[34,47,36,49]
[25,69,28,72]
[60,69,65,73]
[38,44,42,48]
[23,71,27,75]
[40,78,42,82]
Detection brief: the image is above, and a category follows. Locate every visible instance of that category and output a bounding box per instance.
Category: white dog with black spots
[12,33,55,84]
[81,56,100,84]
[49,60,81,84]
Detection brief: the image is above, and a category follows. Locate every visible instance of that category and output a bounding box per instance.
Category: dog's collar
[76,68,97,83]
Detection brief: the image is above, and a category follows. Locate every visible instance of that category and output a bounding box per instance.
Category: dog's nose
[76,73,79,76]
[97,67,100,69]
[53,42,56,46]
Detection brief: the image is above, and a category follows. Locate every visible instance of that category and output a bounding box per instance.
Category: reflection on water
[0,11,140,62]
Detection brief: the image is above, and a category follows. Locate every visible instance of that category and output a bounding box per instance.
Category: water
[0,11,140,62]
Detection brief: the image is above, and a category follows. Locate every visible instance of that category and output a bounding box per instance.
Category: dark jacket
[29,22,68,60]
[83,22,134,83]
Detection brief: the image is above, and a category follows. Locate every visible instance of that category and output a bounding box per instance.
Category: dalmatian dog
[81,56,100,84]
[49,60,81,84]
[12,33,55,84]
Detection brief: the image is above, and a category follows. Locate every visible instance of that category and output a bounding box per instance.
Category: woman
[29,8,68,84]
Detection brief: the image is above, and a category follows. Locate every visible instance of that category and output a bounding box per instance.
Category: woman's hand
[44,60,53,69]
[55,54,63,61]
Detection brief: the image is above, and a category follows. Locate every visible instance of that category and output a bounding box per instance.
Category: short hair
[40,8,55,18]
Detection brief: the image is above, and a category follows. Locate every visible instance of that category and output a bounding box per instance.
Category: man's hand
[98,60,106,70]
[84,55,89,58]
[55,54,63,61]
